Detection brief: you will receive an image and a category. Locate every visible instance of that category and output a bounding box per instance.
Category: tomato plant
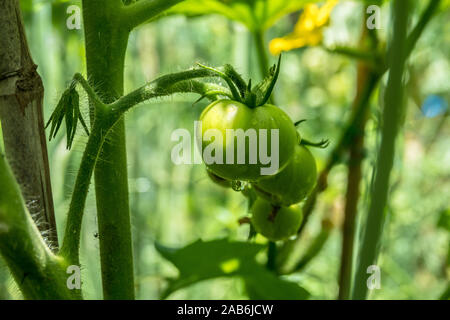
[0,0,445,302]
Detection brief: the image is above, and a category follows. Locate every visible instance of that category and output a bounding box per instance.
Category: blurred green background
[0,0,448,299]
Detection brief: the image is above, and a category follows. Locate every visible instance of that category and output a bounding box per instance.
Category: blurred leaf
[437,208,450,232]
[167,0,317,31]
[243,269,310,299]
[156,238,309,299]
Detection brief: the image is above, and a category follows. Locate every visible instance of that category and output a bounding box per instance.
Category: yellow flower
[269,0,338,55]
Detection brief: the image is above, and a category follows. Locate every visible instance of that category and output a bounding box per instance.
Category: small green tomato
[251,198,303,241]
[198,99,298,181]
[253,145,317,206]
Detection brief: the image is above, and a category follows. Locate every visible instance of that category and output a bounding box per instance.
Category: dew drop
[231,180,244,192]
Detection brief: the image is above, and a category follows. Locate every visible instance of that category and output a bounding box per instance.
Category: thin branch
[72,73,103,107]
[324,46,380,64]
[109,69,231,117]
[405,0,441,59]
[383,0,441,73]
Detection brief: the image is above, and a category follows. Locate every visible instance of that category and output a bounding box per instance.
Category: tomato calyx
[300,138,330,149]
[196,55,282,109]
[294,119,330,149]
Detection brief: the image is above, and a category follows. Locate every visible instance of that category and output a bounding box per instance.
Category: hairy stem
[59,121,107,266]
[109,71,230,116]
[82,0,135,299]
[0,153,80,299]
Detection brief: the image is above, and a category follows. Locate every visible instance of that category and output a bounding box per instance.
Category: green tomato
[198,99,298,181]
[253,145,317,206]
[251,198,303,241]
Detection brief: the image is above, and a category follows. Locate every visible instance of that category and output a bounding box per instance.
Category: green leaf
[156,238,309,299]
[167,0,317,32]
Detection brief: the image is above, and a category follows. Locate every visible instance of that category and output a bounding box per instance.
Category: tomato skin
[198,99,298,181]
[253,145,317,206]
[251,198,303,241]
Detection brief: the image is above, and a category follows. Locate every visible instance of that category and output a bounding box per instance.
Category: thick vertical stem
[82,0,135,299]
[352,0,410,300]
[0,0,57,249]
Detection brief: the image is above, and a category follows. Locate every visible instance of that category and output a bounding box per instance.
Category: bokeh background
[0,0,449,299]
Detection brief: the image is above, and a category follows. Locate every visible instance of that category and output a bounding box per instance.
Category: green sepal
[251,55,281,107]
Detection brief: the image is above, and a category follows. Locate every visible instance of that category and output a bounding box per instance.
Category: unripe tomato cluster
[199,99,318,241]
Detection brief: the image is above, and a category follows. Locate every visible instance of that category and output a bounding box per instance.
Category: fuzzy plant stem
[59,121,107,266]
[81,0,135,300]
[0,154,80,299]
[351,0,410,300]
